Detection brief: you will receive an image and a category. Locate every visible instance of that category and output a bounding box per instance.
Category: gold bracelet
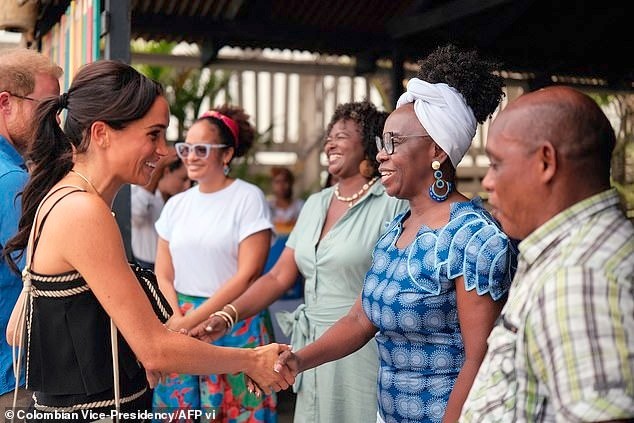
[224,303,239,323]
[209,311,231,326]
[211,310,235,330]
[216,310,235,327]
[164,324,181,334]
[210,311,230,329]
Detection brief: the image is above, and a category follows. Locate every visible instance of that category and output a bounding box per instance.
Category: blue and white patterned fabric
[362,197,516,423]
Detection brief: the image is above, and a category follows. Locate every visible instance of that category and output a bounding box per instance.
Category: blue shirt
[362,198,516,422]
[0,134,28,395]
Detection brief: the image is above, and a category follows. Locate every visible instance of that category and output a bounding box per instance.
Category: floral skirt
[152,293,277,422]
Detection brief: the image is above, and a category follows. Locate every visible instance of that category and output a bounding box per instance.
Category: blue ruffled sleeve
[409,199,516,301]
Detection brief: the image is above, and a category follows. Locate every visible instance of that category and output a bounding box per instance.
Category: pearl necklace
[334,176,378,208]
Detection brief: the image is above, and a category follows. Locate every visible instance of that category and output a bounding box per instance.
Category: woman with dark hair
[4,60,291,421]
[268,166,304,238]
[151,105,278,421]
[191,100,408,423]
[273,45,517,423]
[265,166,305,301]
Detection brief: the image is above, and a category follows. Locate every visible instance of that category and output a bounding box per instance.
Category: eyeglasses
[175,142,228,160]
[376,132,432,155]
[7,92,39,103]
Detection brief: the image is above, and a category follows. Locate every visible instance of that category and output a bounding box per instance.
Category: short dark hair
[325,100,388,177]
[271,166,295,199]
[271,166,294,184]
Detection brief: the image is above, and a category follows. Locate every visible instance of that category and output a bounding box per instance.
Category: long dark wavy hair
[3,59,163,274]
[325,100,388,177]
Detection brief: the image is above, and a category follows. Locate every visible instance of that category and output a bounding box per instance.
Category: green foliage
[593,91,634,221]
[589,92,612,106]
[131,40,176,82]
[131,39,231,139]
[167,68,232,137]
[611,136,634,221]
[130,40,294,190]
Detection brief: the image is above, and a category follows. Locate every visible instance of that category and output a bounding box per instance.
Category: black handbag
[129,261,173,323]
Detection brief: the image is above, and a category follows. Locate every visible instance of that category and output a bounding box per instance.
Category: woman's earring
[428,160,452,202]
[223,164,230,176]
[359,159,374,179]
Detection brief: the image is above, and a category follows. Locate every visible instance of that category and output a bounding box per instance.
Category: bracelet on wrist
[211,310,234,331]
[224,303,239,323]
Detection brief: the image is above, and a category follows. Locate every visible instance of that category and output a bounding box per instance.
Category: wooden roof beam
[386,0,515,39]
[131,14,383,54]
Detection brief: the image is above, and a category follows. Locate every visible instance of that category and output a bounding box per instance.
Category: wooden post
[104,0,133,260]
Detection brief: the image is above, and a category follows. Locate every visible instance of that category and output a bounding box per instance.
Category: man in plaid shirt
[460,86,633,422]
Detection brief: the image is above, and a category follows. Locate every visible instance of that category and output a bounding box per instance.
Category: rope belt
[32,387,148,412]
[31,285,90,297]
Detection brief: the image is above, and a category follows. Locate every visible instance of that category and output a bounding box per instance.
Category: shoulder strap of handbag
[110,321,120,423]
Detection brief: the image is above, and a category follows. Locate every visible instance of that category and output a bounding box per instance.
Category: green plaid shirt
[461,189,634,422]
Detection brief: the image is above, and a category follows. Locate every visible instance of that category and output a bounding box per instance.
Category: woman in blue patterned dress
[274,44,517,423]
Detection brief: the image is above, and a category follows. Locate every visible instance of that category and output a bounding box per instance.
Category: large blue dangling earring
[428,160,452,202]
[223,164,230,176]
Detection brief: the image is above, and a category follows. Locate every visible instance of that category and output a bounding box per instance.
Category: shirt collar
[518,189,621,265]
[367,177,385,197]
[0,134,26,170]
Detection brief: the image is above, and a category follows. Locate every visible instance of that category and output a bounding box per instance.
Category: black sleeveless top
[22,187,172,421]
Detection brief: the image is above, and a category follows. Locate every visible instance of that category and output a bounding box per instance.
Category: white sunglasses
[175,142,228,160]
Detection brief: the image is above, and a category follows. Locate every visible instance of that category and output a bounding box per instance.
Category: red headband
[199,110,240,148]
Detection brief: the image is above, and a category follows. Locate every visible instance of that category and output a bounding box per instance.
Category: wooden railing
[132,51,526,195]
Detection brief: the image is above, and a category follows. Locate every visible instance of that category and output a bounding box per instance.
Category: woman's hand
[189,314,228,343]
[274,349,301,376]
[145,369,163,389]
[245,343,295,395]
[246,349,302,396]
[166,314,194,332]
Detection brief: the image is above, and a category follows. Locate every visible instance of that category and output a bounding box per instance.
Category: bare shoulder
[40,188,115,227]
[31,187,123,273]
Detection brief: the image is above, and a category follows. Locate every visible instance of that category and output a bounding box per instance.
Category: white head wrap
[396,78,477,167]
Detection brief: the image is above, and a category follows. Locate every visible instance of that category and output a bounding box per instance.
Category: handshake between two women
[188,314,302,396]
